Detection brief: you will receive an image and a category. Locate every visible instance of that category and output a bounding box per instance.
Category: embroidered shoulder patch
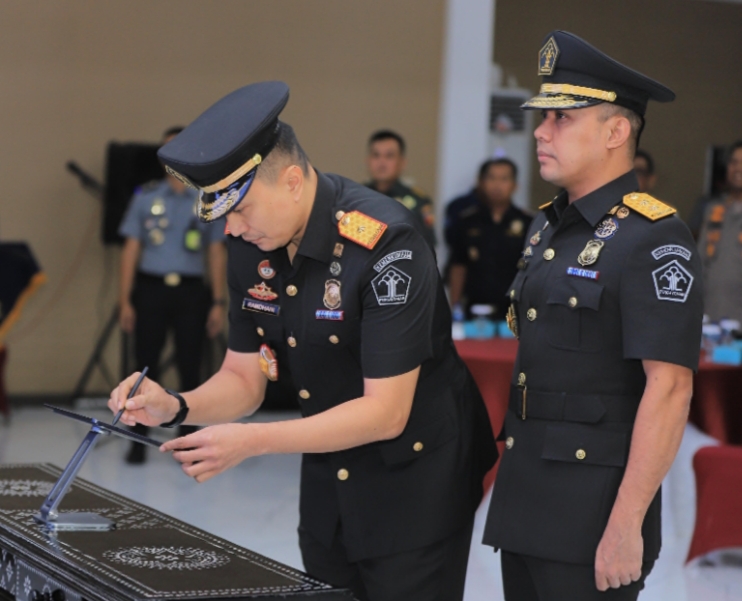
[652,260,694,303]
[371,266,412,306]
[622,193,676,221]
[338,211,387,249]
[651,245,691,261]
[373,250,412,273]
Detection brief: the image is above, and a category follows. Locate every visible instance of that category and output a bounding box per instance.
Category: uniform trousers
[130,273,211,438]
[501,551,655,601]
[299,520,474,601]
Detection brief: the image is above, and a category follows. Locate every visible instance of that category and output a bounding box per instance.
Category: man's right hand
[108,372,180,427]
[119,303,136,333]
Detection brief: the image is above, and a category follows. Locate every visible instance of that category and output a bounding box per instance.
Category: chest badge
[258,344,279,382]
[248,282,279,301]
[577,240,605,266]
[508,220,524,236]
[523,246,533,258]
[617,206,630,219]
[323,279,342,310]
[333,243,344,258]
[594,217,618,240]
[330,261,342,276]
[530,231,542,246]
[258,260,276,279]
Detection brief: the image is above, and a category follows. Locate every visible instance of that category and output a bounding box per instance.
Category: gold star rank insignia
[622,193,676,221]
[338,211,387,249]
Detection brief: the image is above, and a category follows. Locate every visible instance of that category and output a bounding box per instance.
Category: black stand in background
[65,162,130,402]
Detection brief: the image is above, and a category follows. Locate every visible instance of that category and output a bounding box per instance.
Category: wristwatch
[159,389,190,428]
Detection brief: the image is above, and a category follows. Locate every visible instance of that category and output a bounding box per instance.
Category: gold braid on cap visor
[539,83,617,103]
[164,153,263,193]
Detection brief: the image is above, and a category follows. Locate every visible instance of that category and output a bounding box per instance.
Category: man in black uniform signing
[482,32,703,600]
[108,81,496,601]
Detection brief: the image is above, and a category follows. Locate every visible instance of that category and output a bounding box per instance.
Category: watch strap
[159,389,189,428]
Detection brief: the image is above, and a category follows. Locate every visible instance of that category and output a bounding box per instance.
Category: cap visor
[521,94,603,110]
[198,170,257,222]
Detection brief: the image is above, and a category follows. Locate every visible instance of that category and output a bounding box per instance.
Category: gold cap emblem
[538,36,560,76]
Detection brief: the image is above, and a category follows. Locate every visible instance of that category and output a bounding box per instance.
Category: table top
[0,464,351,600]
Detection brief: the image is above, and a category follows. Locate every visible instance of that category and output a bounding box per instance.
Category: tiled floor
[1,405,741,600]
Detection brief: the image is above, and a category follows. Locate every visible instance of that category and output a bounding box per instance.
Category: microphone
[66,161,103,192]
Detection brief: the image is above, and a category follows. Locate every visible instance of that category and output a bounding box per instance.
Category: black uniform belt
[509,385,640,424]
[137,272,204,287]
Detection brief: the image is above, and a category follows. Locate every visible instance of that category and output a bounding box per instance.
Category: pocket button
[576,449,587,460]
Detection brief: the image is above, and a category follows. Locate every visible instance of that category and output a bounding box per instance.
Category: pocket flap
[380,412,457,465]
[546,277,603,311]
[542,423,628,467]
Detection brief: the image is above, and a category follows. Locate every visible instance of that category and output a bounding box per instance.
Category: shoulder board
[622,193,676,221]
[337,210,388,249]
[538,201,553,210]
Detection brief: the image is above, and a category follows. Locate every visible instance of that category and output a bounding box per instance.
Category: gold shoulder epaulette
[538,201,553,210]
[622,193,676,221]
[337,210,388,249]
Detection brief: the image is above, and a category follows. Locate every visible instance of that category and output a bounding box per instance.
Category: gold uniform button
[527,308,537,321]
[568,296,578,308]
[413,442,424,452]
[337,468,349,481]
[329,335,340,344]
[286,285,298,296]
[517,372,526,386]
[543,248,555,261]
[335,210,345,221]
[256,327,265,337]
[299,389,311,400]
[288,336,297,347]
[576,449,587,460]
[505,436,514,450]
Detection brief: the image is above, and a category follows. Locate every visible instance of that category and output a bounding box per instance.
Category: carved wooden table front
[0,464,353,601]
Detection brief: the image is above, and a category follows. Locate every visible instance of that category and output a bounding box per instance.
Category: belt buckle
[164,273,181,287]
[521,386,527,420]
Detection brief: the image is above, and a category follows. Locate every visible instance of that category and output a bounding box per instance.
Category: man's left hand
[206,305,225,338]
[594,519,643,591]
[162,423,262,483]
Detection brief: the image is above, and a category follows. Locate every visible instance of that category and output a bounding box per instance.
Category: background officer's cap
[158,81,290,222]
[522,31,675,116]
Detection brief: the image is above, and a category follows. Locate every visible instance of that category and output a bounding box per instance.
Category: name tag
[566,266,600,280]
[316,310,344,321]
[242,298,280,316]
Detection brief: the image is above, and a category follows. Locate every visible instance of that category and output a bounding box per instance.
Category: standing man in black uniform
[448,158,532,319]
[482,32,703,600]
[108,82,496,601]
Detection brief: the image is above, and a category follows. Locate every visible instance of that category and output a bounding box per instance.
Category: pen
[111,366,149,427]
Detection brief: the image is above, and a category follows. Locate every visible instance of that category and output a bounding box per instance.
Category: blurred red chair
[687,445,742,562]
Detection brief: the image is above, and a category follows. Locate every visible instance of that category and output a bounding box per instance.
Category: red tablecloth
[455,339,742,489]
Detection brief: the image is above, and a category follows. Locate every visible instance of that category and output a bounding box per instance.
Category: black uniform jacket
[227,171,497,561]
[483,171,703,565]
[449,202,533,317]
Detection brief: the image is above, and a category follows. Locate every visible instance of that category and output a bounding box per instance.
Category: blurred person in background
[696,140,742,322]
[364,130,437,249]
[447,158,531,320]
[633,149,657,194]
[118,126,227,464]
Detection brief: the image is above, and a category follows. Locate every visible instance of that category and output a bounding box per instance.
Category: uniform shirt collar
[296,170,336,264]
[573,170,639,226]
[545,170,638,227]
